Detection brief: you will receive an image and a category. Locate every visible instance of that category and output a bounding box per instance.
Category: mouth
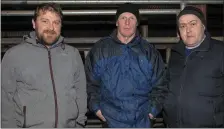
[45,33,57,38]
[124,28,131,30]
[44,30,56,35]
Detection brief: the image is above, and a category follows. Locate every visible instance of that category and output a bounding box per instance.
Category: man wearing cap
[163,6,224,127]
[85,3,168,128]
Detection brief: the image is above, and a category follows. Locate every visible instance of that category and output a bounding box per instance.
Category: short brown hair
[33,3,63,21]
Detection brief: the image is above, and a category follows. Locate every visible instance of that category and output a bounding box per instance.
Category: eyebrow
[179,20,197,24]
[40,18,49,20]
[120,16,135,18]
[40,18,61,22]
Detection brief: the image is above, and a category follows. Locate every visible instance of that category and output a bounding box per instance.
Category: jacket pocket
[18,105,44,128]
[213,97,224,127]
[198,83,223,97]
[64,89,79,127]
[14,89,46,127]
[22,106,26,128]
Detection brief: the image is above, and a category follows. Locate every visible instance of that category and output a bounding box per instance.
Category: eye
[41,20,48,24]
[130,17,135,20]
[179,25,186,29]
[54,21,61,25]
[191,22,196,26]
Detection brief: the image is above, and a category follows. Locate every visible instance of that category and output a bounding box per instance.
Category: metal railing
[1,0,223,5]
[1,9,180,16]
[1,1,221,64]
[0,1,222,127]
[2,37,223,44]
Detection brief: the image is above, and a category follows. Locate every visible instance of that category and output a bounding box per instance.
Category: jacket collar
[172,31,212,56]
[109,29,141,46]
[23,31,65,49]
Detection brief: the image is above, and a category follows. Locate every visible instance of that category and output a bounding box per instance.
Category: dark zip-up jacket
[163,34,224,127]
[1,31,87,128]
[85,30,168,127]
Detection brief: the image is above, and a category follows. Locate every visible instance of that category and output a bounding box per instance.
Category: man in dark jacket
[163,6,224,127]
[85,3,168,128]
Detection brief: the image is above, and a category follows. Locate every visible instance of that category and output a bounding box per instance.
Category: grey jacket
[1,31,87,128]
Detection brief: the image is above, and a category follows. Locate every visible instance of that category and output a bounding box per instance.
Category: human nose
[48,22,54,30]
[186,24,191,33]
[125,19,130,25]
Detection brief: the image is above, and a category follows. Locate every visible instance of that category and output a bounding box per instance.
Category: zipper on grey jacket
[23,106,26,128]
[47,49,59,128]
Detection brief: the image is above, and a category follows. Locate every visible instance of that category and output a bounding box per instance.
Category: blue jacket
[85,30,168,127]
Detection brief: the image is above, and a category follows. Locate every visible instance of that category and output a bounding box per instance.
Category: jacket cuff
[76,122,85,128]
[92,103,100,114]
[150,106,159,117]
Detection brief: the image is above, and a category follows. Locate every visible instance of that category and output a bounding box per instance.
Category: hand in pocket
[96,110,106,122]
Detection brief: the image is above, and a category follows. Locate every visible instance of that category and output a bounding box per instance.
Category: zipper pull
[23,106,26,128]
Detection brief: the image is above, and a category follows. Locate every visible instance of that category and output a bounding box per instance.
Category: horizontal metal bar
[0,44,178,52]
[1,21,116,25]
[1,37,176,44]
[1,37,223,44]
[153,123,165,128]
[85,125,102,128]
[2,9,179,16]
[1,0,223,5]
[86,119,101,123]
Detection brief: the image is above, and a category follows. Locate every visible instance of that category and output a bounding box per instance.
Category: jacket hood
[109,29,141,46]
[23,31,64,48]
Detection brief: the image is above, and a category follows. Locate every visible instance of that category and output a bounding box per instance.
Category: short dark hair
[33,3,63,21]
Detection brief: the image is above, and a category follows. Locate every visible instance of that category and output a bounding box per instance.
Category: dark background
[1,2,223,127]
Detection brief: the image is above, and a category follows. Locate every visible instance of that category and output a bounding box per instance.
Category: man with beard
[85,3,168,128]
[1,3,87,128]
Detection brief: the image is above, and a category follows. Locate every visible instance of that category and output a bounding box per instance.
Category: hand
[149,113,155,120]
[96,110,106,122]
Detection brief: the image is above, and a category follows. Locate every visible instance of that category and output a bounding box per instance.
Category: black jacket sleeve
[148,47,169,117]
